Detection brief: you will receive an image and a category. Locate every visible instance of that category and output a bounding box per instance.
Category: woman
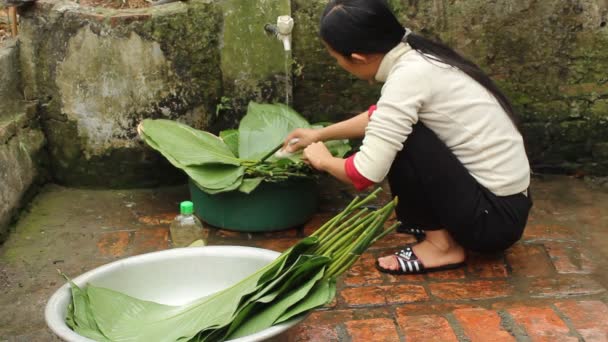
[282,0,532,275]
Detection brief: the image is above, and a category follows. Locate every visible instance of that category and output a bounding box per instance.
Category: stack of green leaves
[139,102,351,195]
[65,189,400,342]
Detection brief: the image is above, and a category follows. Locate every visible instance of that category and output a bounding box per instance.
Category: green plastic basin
[188,178,318,232]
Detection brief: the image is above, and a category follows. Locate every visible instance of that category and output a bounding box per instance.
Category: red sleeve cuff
[368,104,377,118]
[345,154,375,191]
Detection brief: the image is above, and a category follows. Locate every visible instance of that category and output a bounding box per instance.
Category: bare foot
[377,253,401,271]
[410,239,465,268]
[377,230,465,271]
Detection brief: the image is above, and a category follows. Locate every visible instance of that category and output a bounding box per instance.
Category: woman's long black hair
[320,0,519,128]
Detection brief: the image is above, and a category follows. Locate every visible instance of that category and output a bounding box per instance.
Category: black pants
[387,123,532,253]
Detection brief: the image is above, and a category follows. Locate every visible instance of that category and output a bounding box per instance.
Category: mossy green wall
[18,1,224,187]
[11,0,608,187]
[292,0,382,123]
[213,0,292,130]
[0,39,48,242]
[17,0,293,187]
[293,0,608,175]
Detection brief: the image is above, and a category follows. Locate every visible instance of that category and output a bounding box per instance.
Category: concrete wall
[8,0,608,191]
[0,39,47,242]
[18,0,291,187]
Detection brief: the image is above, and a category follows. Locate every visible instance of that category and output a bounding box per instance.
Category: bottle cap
[180,201,194,215]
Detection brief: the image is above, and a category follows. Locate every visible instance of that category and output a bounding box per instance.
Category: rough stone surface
[213,0,292,130]
[8,0,608,186]
[55,27,177,158]
[0,39,21,107]
[14,0,295,187]
[1,175,607,340]
[18,1,224,187]
[0,41,48,244]
[0,105,47,243]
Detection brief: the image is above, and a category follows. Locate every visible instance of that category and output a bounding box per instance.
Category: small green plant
[215,96,233,117]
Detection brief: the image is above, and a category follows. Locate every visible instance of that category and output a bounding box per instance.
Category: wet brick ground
[1,175,607,341]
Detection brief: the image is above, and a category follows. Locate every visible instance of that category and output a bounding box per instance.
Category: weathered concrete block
[592,142,608,161]
[213,0,292,128]
[0,39,21,114]
[10,0,608,182]
[17,0,296,187]
[18,1,224,187]
[0,107,47,243]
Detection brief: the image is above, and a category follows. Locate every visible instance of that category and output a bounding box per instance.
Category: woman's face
[325,43,383,82]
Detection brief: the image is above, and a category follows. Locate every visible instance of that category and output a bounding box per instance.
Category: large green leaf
[64,279,110,341]
[192,176,243,195]
[275,278,336,324]
[184,164,244,190]
[219,129,239,158]
[142,119,240,166]
[238,103,310,160]
[237,177,263,194]
[226,265,327,339]
[65,237,320,342]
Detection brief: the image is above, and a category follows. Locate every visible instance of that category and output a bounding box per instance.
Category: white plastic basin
[45,246,303,341]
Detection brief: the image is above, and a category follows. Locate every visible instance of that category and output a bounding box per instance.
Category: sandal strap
[398,226,426,234]
[402,227,425,234]
[394,246,425,273]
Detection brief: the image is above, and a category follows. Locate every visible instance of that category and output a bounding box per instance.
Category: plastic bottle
[170,201,206,247]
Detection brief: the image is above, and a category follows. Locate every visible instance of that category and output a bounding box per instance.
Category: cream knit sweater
[354,43,530,196]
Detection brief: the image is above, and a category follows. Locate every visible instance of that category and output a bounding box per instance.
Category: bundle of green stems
[265,187,400,280]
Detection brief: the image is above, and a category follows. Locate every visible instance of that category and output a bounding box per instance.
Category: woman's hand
[303,142,333,171]
[283,128,322,153]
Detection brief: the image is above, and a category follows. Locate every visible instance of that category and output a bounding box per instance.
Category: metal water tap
[264,15,294,51]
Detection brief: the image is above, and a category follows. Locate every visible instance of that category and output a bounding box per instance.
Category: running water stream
[284,51,290,106]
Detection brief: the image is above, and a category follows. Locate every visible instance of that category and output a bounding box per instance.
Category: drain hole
[601,21,607,27]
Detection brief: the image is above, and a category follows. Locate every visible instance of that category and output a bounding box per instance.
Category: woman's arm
[317,110,370,141]
[283,110,369,152]
[302,142,351,184]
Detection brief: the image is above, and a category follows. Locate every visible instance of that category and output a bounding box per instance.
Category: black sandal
[375,246,465,275]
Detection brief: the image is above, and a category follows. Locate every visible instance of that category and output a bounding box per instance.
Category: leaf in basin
[190,175,243,195]
[219,129,239,157]
[142,119,240,166]
[241,255,328,308]
[221,255,328,339]
[238,177,263,194]
[258,236,319,285]
[184,164,244,190]
[80,239,316,342]
[64,279,110,342]
[140,130,185,171]
[238,102,310,160]
[275,277,336,324]
[226,265,327,339]
[254,255,330,305]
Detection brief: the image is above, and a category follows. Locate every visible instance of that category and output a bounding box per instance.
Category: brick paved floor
[1,175,607,341]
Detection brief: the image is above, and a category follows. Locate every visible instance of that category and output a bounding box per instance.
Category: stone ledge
[0,38,21,104]
[0,101,38,145]
[0,124,46,242]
